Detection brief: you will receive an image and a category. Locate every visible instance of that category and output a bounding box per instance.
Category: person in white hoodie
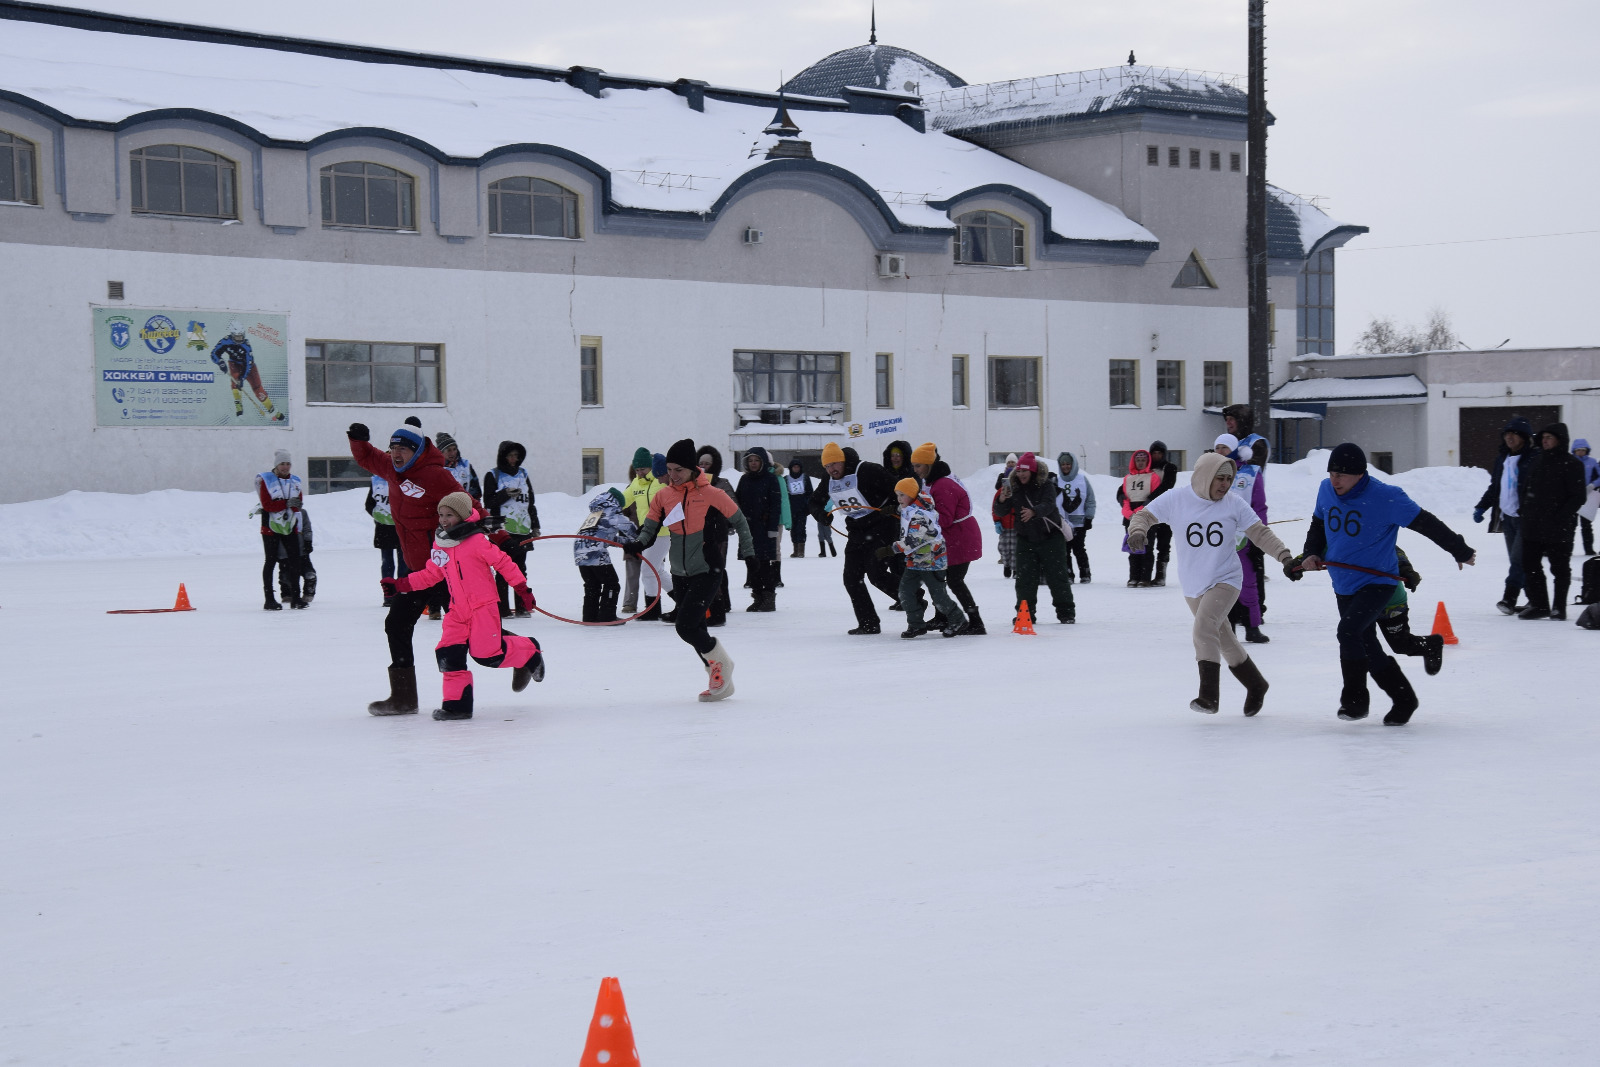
[1055,450,1096,582]
[1127,451,1295,716]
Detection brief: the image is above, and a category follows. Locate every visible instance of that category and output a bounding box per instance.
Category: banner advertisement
[847,413,906,439]
[93,307,290,428]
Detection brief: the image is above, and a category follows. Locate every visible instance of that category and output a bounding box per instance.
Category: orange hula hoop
[514,533,663,626]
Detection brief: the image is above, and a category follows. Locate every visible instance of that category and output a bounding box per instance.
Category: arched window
[489,177,580,238]
[130,144,236,218]
[320,162,415,230]
[0,130,38,205]
[954,210,1024,266]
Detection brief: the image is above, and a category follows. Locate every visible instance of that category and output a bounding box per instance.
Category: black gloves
[347,422,370,442]
[1283,556,1304,581]
[621,541,644,558]
[1082,517,1093,532]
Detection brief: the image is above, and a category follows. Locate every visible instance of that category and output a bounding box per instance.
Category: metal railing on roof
[924,64,1244,116]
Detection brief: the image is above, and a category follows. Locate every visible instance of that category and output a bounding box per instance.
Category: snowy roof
[1267,185,1368,260]
[1272,376,1428,403]
[783,43,966,100]
[0,8,1154,246]
[926,66,1251,134]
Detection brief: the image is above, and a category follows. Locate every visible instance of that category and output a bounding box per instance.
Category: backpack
[1576,602,1600,630]
[1578,556,1600,606]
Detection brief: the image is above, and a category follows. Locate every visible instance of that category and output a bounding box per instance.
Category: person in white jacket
[1127,451,1295,716]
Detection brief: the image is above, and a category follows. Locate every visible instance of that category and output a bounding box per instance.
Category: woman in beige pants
[1128,451,1296,714]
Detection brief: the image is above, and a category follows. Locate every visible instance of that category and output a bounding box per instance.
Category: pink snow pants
[437,602,538,702]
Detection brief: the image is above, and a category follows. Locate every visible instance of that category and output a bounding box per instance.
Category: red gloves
[392,574,414,594]
[514,584,536,612]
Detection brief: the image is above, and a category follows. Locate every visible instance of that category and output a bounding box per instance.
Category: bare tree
[1353,307,1460,353]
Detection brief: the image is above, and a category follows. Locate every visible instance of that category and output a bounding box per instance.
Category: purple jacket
[929,466,982,566]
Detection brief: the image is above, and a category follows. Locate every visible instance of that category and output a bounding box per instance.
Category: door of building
[1458,406,1561,470]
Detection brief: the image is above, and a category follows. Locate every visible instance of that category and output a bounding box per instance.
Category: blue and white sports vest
[258,471,302,536]
[495,468,533,535]
[370,474,394,525]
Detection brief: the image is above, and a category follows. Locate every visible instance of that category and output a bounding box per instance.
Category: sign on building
[93,307,290,428]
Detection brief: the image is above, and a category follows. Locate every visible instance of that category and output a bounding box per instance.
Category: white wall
[1,241,1245,501]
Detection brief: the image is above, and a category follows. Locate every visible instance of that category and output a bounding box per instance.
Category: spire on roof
[1128,50,1136,66]
[764,83,802,137]
[870,2,877,46]
[763,82,813,159]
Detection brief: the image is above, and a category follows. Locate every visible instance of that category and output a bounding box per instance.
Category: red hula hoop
[517,534,663,626]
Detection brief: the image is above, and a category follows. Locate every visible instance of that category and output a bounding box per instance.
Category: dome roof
[782,43,966,100]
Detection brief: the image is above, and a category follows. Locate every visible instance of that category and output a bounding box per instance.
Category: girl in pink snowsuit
[395,492,543,720]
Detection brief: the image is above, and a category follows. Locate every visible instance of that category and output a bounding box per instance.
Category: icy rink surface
[2,457,1596,1065]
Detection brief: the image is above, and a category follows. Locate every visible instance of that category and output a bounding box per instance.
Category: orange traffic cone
[1013,600,1037,636]
[1430,601,1457,645]
[579,977,641,1067]
[173,584,194,611]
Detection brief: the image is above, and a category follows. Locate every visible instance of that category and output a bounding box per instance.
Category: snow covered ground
[2,455,1596,1065]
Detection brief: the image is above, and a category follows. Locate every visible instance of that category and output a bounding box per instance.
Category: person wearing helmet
[210,320,284,422]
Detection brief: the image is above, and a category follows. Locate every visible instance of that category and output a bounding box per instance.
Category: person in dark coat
[1473,416,1539,614]
[1515,422,1588,619]
[697,445,735,625]
[811,441,902,634]
[736,446,783,611]
[482,440,541,618]
[784,458,814,557]
[993,452,1076,623]
[1146,440,1180,587]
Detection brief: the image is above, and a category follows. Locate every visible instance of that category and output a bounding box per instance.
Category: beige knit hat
[438,491,474,521]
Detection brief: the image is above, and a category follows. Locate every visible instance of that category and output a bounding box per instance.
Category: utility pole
[1246,0,1270,434]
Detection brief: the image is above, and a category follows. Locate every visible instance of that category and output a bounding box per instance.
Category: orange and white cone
[579,977,641,1067]
[698,639,735,702]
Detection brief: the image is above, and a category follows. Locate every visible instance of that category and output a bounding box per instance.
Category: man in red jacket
[348,421,462,714]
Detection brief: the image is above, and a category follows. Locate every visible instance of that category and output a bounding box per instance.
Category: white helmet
[226,320,246,338]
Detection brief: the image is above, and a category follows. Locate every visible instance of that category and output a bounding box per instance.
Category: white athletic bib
[494,469,533,534]
[1123,471,1156,505]
[1143,488,1261,598]
[258,472,302,536]
[828,474,870,515]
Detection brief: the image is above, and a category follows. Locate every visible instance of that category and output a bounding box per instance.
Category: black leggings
[384,584,450,667]
[496,542,529,612]
[1064,530,1091,578]
[580,564,621,622]
[944,561,979,613]
[673,571,718,656]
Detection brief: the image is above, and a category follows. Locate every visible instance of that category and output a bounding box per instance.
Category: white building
[0,4,1365,502]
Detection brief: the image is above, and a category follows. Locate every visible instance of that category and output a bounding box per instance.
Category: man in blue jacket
[1294,443,1475,725]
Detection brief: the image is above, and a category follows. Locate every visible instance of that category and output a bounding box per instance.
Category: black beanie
[404,415,422,429]
[1327,443,1367,476]
[665,438,698,470]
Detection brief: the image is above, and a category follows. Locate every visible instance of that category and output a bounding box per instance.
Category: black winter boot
[433,685,474,720]
[1423,633,1444,675]
[1229,657,1270,716]
[1496,581,1522,615]
[1244,625,1270,643]
[512,651,544,692]
[1191,661,1221,713]
[1370,656,1420,725]
[368,666,419,716]
[1552,577,1570,620]
[263,594,282,610]
[1337,659,1370,720]
[847,621,881,635]
[962,608,987,636]
[1153,561,1167,587]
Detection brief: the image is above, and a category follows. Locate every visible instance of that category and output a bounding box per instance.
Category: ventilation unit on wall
[107,281,125,300]
[876,253,907,278]
[742,227,763,244]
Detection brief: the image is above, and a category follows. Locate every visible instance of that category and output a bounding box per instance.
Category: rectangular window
[305,341,442,405]
[1268,301,1278,350]
[952,355,968,407]
[1156,360,1184,407]
[1109,451,1134,475]
[1372,451,1394,475]
[733,351,846,424]
[875,353,893,408]
[1210,150,1221,171]
[988,356,1040,409]
[1146,144,1159,166]
[0,131,39,205]
[306,457,372,495]
[1230,152,1242,172]
[1189,148,1201,169]
[580,336,602,406]
[1296,249,1337,356]
[1203,361,1232,408]
[581,449,604,491]
[1166,449,1188,470]
[989,452,1015,466]
[1168,147,1180,168]
[1109,359,1139,408]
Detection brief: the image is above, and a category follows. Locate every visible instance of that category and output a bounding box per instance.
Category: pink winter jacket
[929,473,982,567]
[402,516,527,608]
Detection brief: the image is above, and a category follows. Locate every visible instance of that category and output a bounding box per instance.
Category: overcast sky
[96,0,1600,352]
